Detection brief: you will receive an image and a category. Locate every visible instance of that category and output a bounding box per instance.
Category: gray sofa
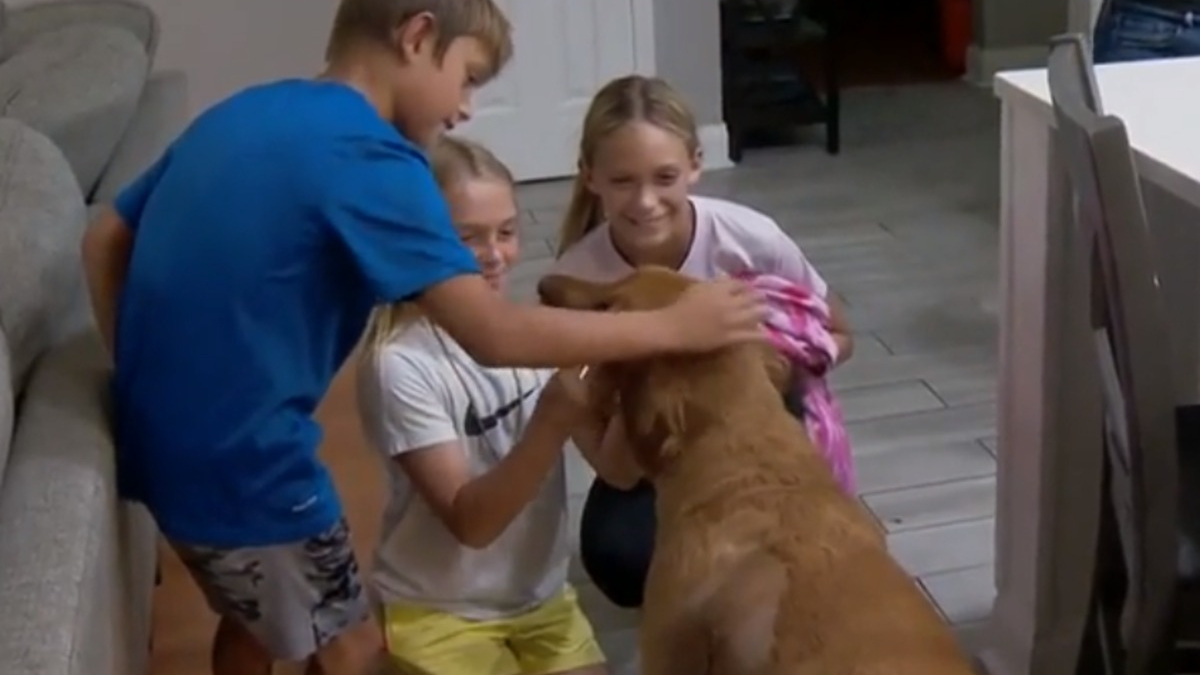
[0,2,188,673]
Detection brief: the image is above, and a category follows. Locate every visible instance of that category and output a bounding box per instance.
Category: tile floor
[149,80,1003,675]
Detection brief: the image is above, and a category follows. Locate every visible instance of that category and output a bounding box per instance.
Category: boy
[79,1,763,674]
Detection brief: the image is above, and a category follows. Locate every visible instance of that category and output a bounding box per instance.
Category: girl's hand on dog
[532,367,596,434]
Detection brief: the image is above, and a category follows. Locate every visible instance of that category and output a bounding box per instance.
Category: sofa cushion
[0,23,148,195]
[1,0,159,60]
[0,330,157,675]
[92,69,189,205]
[0,119,87,390]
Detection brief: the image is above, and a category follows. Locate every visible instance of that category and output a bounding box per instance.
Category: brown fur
[539,267,978,675]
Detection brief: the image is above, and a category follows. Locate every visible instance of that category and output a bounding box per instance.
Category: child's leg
[171,518,382,675]
[380,601,518,675]
[211,615,271,675]
[507,587,607,675]
[578,479,656,608]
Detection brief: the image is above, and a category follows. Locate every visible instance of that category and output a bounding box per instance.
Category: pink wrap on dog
[736,272,856,495]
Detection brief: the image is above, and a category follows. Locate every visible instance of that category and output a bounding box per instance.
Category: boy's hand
[661,278,766,352]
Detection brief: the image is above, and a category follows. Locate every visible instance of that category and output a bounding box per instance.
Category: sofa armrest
[1,0,158,59]
[0,330,158,675]
[92,69,189,205]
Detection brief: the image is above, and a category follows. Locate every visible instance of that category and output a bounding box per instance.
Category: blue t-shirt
[112,79,479,548]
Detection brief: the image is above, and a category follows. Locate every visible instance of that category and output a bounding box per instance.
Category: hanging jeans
[1093,1,1200,63]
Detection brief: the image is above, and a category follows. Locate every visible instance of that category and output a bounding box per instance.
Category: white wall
[139,0,337,115]
[966,0,1104,82]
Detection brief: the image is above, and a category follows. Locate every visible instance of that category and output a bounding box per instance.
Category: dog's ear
[623,390,712,476]
[626,398,686,476]
[538,275,620,310]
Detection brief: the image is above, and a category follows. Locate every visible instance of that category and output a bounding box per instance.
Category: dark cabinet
[720,0,840,161]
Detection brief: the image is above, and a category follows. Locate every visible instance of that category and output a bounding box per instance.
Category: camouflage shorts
[171,518,370,661]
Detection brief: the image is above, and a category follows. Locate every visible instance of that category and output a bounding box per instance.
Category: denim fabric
[1094,1,1200,63]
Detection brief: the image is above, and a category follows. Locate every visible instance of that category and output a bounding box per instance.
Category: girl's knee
[578,479,656,608]
[579,540,650,609]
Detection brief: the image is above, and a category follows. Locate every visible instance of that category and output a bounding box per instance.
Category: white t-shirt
[356,319,569,620]
[551,195,828,296]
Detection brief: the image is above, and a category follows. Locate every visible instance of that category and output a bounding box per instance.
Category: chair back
[1047,31,1179,675]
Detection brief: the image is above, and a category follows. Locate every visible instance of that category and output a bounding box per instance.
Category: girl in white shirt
[357,136,615,675]
[549,75,854,610]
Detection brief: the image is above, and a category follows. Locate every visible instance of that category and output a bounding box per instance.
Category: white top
[551,195,828,296]
[994,57,1200,208]
[357,320,568,620]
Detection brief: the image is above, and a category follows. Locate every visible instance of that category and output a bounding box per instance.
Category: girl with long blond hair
[550,75,855,609]
[357,136,618,675]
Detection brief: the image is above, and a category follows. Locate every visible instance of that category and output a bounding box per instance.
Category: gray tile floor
[511,81,1002,674]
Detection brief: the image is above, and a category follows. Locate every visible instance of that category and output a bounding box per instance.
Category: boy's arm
[417,275,758,367]
[380,355,570,549]
[322,138,763,369]
[81,208,134,355]
[80,148,173,356]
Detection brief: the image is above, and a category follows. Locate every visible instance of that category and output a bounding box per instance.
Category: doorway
[452,0,646,182]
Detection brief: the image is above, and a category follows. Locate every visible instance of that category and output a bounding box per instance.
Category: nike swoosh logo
[464,388,538,437]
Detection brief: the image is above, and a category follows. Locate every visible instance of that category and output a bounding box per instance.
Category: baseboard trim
[964,44,1050,87]
[700,123,733,171]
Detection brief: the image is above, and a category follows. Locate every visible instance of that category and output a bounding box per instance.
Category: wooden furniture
[988,48,1200,675]
[719,0,840,160]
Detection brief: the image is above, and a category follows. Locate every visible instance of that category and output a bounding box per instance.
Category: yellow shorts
[381,587,606,675]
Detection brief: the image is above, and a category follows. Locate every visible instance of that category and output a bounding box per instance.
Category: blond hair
[362,135,515,352]
[556,75,700,257]
[326,0,513,81]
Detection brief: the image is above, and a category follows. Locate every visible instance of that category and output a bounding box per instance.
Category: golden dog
[539,267,977,675]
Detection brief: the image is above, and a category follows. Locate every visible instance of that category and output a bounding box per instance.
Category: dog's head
[538,266,792,476]
[538,265,694,314]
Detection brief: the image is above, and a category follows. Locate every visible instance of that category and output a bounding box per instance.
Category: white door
[453,0,642,182]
